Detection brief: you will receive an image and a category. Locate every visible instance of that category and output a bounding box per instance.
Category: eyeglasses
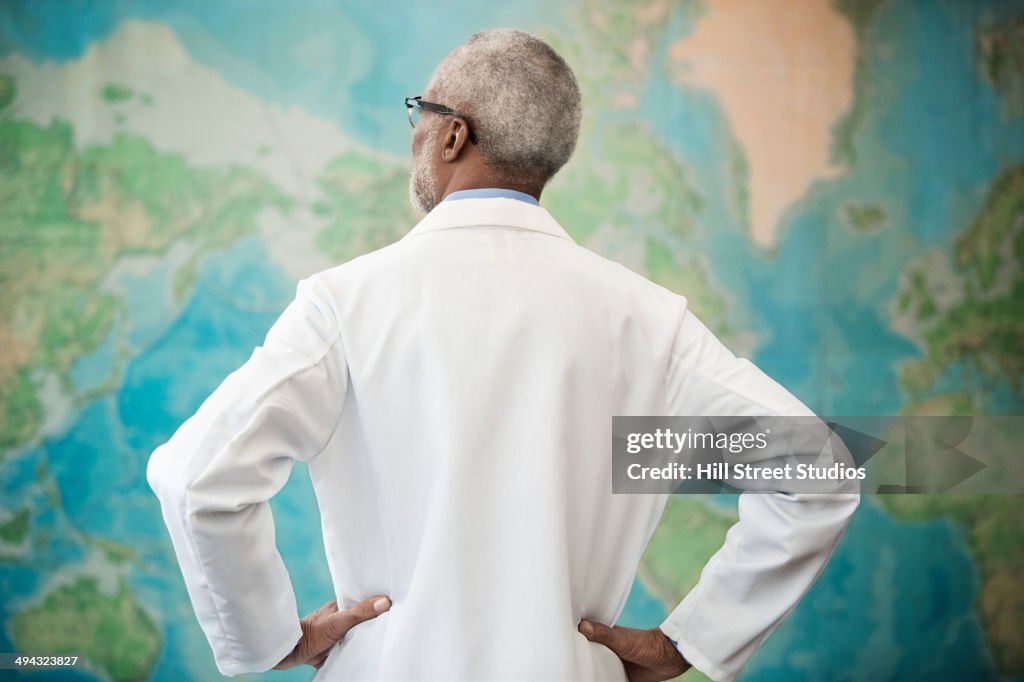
[405,96,478,145]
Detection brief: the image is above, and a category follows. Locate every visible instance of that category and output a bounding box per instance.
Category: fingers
[323,595,391,640]
[311,650,330,670]
[277,596,391,671]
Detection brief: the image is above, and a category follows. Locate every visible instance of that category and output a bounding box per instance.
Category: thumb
[578,619,621,649]
[324,595,391,640]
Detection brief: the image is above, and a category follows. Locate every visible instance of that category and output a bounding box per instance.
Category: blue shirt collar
[442,188,540,206]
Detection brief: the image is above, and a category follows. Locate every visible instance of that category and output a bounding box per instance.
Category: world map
[1,1,1023,680]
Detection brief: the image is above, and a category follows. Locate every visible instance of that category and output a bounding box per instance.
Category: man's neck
[438,174,542,203]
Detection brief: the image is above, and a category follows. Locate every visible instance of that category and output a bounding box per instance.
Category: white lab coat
[148,197,859,681]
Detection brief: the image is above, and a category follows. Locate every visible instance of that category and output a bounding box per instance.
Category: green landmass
[832,0,888,35]
[0,74,290,456]
[897,165,1024,401]
[0,368,43,451]
[954,165,1024,292]
[975,15,1024,119]
[573,0,671,84]
[101,83,134,104]
[546,120,703,245]
[170,255,200,307]
[645,238,735,339]
[907,279,1023,394]
[895,268,937,320]
[95,538,141,566]
[638,496,735,612]
[36,457,63,510]
[0,73,14,112]
[314,151,418,263]
[727,135,750,236]
[842,201,886,233]
[544,0,695,111]
[542,1,702,243]
[831,0,889,165]
[0,508,30,544]
[12,576,161,682]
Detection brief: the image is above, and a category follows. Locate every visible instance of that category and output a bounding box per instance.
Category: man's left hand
[579,619,691,682]
[275,595,391,670]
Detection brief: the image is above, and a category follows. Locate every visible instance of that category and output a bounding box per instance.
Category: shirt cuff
[658,624,734,682]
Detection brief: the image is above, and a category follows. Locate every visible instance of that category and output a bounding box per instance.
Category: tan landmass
[666,0,856,246]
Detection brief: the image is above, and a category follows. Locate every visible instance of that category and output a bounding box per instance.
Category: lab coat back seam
[304,336,349,464]
[270,275,349,463]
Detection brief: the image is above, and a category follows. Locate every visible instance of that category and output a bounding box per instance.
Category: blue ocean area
[68,324,118,394]
[747,501,997,680]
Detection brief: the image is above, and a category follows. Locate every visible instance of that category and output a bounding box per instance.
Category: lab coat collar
[403,197,575,243]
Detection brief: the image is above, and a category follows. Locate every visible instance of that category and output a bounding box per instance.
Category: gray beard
[409,126,439,214]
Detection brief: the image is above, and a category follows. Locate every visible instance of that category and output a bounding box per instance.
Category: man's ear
[439,118,470,162]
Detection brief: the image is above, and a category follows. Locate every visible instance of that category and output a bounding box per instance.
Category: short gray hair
[427,29,582,187]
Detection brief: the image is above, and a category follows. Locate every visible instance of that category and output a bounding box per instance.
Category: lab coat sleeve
[658,305,860,682]
[147,276,346,676]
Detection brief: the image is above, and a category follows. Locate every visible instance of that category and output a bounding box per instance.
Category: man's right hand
[579,620,691,682]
